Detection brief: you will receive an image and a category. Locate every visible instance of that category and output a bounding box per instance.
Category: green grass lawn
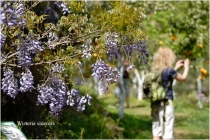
[99,89,209,139]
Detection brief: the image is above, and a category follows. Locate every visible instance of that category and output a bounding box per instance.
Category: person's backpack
[143,70,169,102]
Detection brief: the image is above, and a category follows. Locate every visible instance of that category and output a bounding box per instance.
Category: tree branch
[1,53,83,68]
[0,51,20,65]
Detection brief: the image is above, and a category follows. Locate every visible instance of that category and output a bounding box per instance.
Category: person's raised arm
[174,59,190,81]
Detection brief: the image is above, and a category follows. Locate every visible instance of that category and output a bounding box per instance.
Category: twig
[27,1,42,10]
[1,53,83,67]
[75,29,101,39]
[77,63,88,94]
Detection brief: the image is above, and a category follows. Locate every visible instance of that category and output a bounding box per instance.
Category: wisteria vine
[1,1,149,119]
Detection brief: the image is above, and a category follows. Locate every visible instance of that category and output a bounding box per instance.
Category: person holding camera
[151,46,190,140]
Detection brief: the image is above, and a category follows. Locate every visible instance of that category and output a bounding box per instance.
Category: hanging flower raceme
[106,32,119,61]
[1,68,19,99]
[54,1,72,15]
[91,59,120,93]
[122,36,149,67]
[0,32,6,49]
[134,39,149,66]
[66,88,92,112]
[81,40,92,58]
[126,65,135,72]
[20,68,34,92]
[37,77,67,118]
[16,35,44,67]
[47,32,59,49]
[0,1,26,28]
[122,43,133,60]
[51,63,65,73]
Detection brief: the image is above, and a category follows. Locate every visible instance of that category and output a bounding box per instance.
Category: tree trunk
[197,68,203,109]
[197,78,203,109]
[134,68,145,101]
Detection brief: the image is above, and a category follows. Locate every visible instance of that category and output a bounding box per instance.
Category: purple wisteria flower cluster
[105,33,149,69]
[133,39,149,66]
[51,63,65,73]
[126,65,135,72]
[66,89,78,106]
[29,38,44,54]
[1,68,19,99]
[2,68,35,98]
[122,43,133,60]
[17,46,31,66]
[0,32,6,49]
[0,1,26,27]
[81,40,92,58]
[54,2,72,15]
[122,37,149,67]
[47,32,59,49]
[0,53,5,61]
[91,59,120,93]
[106,32,119,61]
[36,64,92,118]
[37,77,92,118]
[66,89,92,112]
[16,35,44,67]
[37,77,67,118]
[20,68,34,92]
